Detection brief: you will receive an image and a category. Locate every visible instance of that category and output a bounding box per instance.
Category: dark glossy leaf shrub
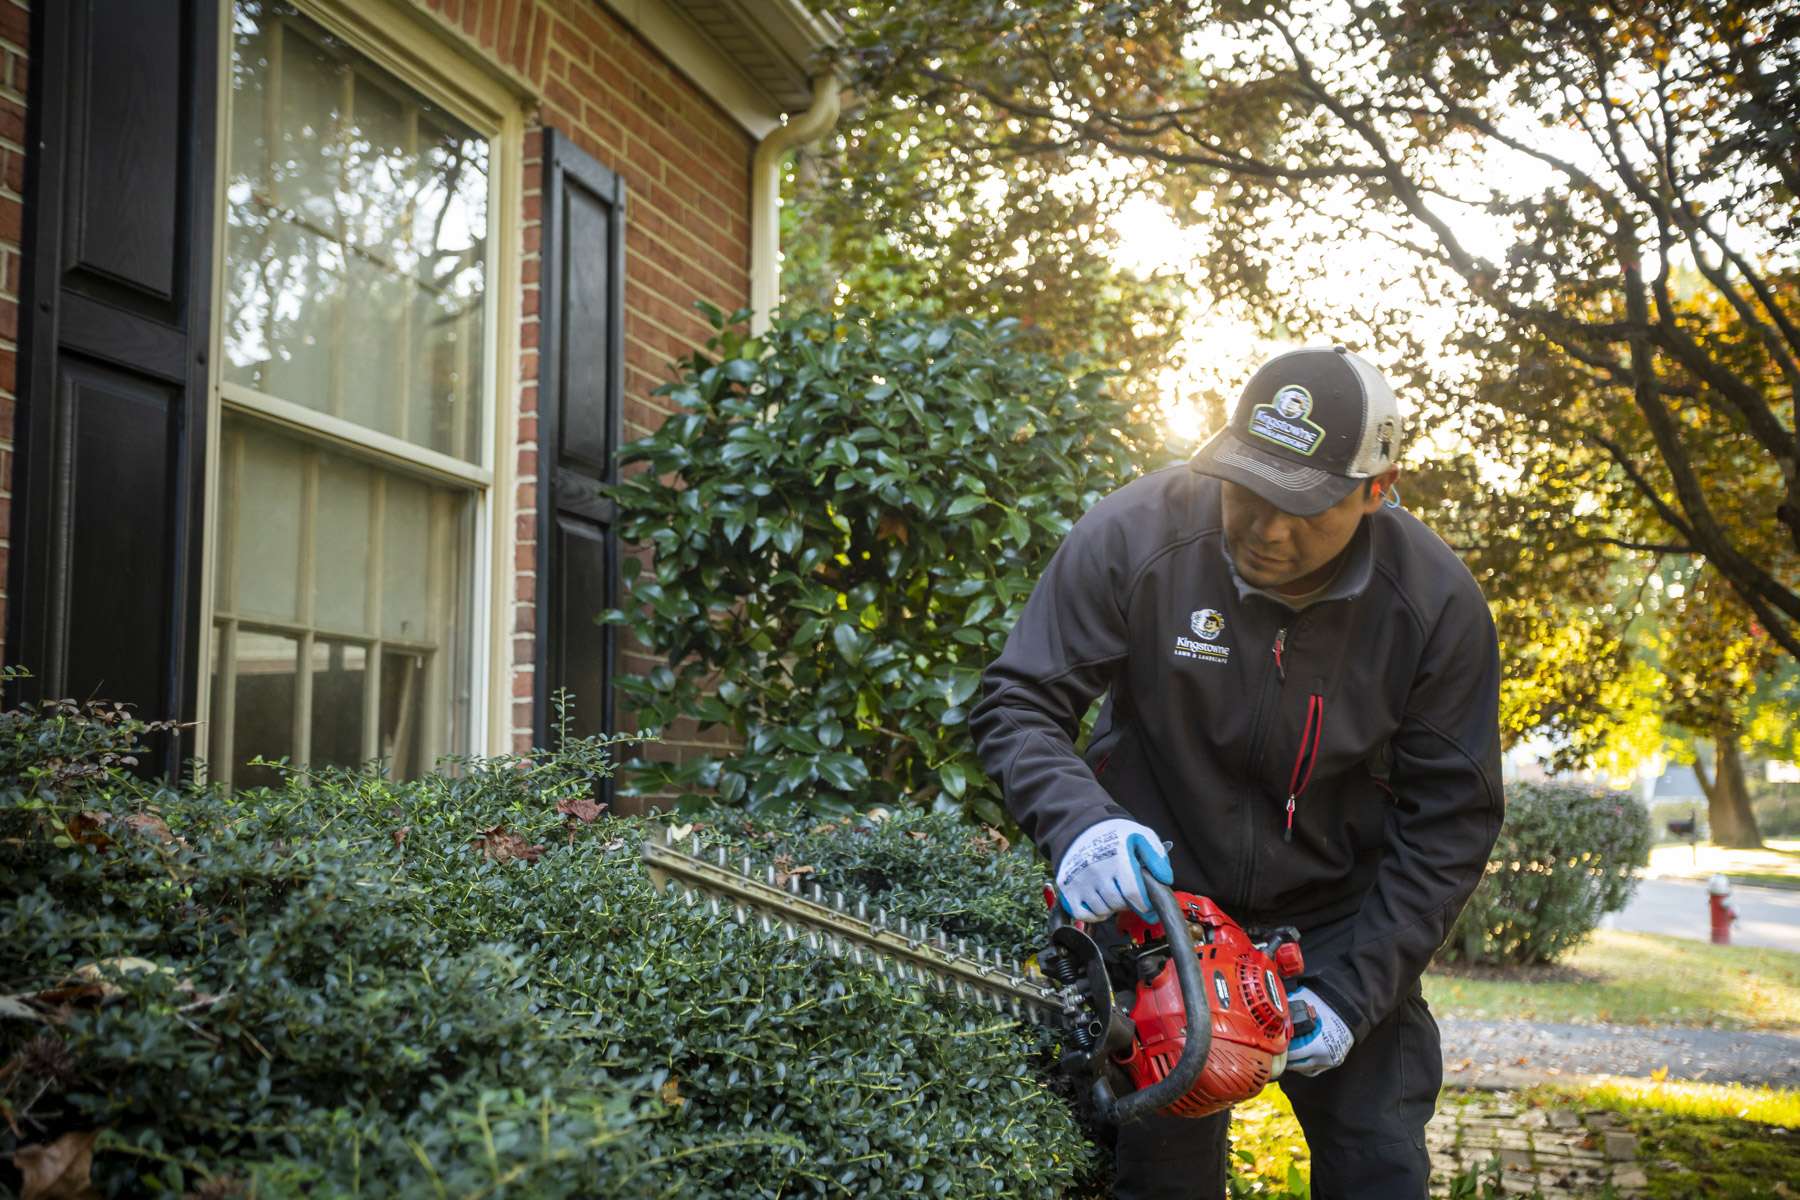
[1440,780,1652,966]
[0,695,1104,1197]
[604,305,1167,825]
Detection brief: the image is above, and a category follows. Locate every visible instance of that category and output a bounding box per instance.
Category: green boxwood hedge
[1441,780,1653,966]
[0,695,1104,1197]
[603,305,1167,825]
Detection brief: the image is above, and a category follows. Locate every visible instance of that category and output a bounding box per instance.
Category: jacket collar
[1219,517,1376,611]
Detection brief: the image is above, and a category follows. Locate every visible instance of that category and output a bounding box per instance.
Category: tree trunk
[1692,732,1765,849]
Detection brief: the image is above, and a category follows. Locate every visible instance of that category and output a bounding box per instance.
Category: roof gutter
[750,71,841,336]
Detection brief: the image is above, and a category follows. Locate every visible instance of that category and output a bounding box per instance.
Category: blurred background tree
[814,0,1798,808]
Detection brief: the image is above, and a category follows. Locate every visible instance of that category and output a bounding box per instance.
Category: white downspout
[750,72,841,336]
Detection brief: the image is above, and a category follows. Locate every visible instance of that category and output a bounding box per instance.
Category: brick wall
[404,0,755,762]
[0,0,25,665]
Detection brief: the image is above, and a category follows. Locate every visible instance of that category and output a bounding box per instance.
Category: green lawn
[1424,929,1800,1032]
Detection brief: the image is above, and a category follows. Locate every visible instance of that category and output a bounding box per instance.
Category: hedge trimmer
[642,828,1314,1123]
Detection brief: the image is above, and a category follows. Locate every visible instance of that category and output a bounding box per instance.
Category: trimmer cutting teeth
[643,828,1316,1121]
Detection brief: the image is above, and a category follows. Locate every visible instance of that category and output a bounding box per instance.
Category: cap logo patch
[1248,384,1326,457]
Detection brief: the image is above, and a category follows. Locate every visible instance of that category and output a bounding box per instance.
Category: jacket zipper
[1238,620,1294,917]
[1285,693,1325,842]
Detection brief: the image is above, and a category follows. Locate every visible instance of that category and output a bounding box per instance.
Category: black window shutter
[535,130,624,748]
[7,0,218,778]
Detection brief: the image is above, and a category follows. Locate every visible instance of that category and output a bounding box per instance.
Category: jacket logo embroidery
[1190,608,1225,640]
[1175,608,1231,664]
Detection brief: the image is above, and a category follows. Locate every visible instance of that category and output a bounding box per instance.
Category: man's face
[1220,472,1396,594]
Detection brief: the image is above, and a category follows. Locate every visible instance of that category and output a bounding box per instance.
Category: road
[1600,875,1800,953]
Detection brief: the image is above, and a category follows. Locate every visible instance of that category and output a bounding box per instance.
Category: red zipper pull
[1284,794,1296,842]
[1272,627,1288,682]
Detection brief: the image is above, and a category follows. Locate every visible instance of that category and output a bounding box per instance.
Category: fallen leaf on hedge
[64,812,111,849]
[470,826,544,864]
[122,813,175,844]
[907,831,929,841]
[971,826,1010,854]
[876,512,910,544]
[557,796,605,824]
[772,855,815,887]
[667,822,695,841]
[659,1078,685,1107]
[391,826,410,849]
[14,1129,101,1199]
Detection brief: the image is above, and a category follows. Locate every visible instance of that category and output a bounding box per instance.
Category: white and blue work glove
[1284,985,1354,1077]
[1054,818,1174,923]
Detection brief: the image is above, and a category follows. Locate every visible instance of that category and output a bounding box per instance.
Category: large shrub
[1441,780,1653,966]
[604,306,1165,825]
[0,694,1103,1197]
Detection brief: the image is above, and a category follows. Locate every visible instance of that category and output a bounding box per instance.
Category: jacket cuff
[1303,973,1372,1045]
[1044,802,1134,875]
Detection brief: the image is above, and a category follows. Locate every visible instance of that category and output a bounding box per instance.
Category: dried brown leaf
[659,1078,685,1107]
[771,854,816,888]
[63,813,110,849]
[557,796,605,824]
[14,1129,101,1200]
[876,512,910,544]
[970,826,1010,854]
[122,813,174,844]
[470,825,545,865]
[390,826,410,849]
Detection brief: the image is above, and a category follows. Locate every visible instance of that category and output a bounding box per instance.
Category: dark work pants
[1111,987,1442,1199]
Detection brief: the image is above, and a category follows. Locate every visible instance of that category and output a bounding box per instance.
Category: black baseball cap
[1190,345,1405,516]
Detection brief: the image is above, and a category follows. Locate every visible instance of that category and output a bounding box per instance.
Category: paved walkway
[1603,876,1800,953]
[1438,1016,1800,1089]
[1428,1091,1651,1198]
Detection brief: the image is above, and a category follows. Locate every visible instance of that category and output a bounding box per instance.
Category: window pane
[231,421,305,622]
[228,630,300,790]
[381,649,427,778]
[310,639,366,771]
[212,415,475,783]
[222,1,489,464]
[314,453,372,634]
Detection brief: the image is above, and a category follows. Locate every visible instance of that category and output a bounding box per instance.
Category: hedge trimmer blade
[641,829,1067,1025]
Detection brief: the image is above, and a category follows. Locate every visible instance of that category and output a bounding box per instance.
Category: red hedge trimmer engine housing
[1040,883,1312,1123]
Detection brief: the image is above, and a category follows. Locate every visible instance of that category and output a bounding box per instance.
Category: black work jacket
[969,467,1504,1040]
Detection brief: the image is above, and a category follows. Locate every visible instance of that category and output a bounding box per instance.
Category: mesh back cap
[1190,345,1404,516]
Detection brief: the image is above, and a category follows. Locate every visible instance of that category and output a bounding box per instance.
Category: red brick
[516,448,537,476]
[527,8,550,80]
[480,0,502,49]
[521,222,540,254]
[515,573,536,602]
[521,286,538,317]
[514,604,534,634]
[0,4,26,52]
[517,413,537,445]
[513,669,533,697]
[520,255,540,286]
[519,319,539,350]
[497,1,522,70]
[515,541,535,570]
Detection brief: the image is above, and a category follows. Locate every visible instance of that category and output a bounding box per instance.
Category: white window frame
[198,0,526,778]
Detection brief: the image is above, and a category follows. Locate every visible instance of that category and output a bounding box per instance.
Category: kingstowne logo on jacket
[1174,608,1231,664]
[1247,384,1325,456]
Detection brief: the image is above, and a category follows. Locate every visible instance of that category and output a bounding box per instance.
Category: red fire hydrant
[1708,874,1737,945]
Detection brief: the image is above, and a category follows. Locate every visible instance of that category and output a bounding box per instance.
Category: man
[969,346,1502,1198]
